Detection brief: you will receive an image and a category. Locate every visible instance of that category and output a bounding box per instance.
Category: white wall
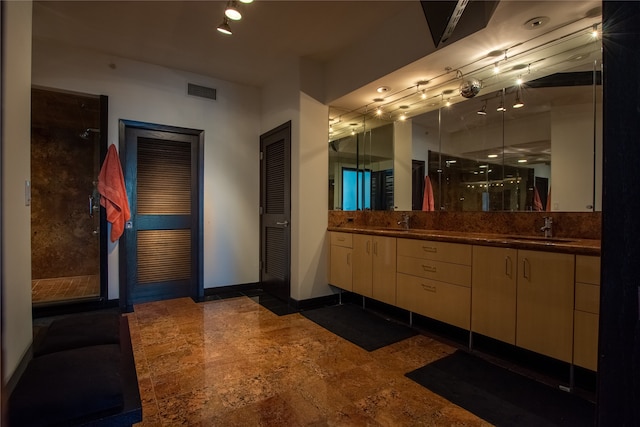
[393,120,412,211]
[2,0,34,382]
[551,103,601,211]
[31,39,262,298]
[262,59,331,301]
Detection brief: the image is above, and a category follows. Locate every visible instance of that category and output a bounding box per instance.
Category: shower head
[79,128,101,139]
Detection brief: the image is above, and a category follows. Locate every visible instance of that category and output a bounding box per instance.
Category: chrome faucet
[540,216,553,238]
[398,214,410,230]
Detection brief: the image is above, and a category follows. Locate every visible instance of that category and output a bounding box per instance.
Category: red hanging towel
[545,187,551,211]
[98,144,131,242]
[533,187,543,211]
[422,175,435,211]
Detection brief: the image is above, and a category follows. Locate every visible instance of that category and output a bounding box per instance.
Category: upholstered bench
[8,312,142,427]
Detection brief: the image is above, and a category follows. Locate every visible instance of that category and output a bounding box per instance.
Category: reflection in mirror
[328,120,394,211]
[329,17,603,212]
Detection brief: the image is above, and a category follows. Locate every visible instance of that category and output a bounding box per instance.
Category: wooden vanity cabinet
[329,232,352,291]
[515,250,575,363]
[573,255,601,371]
[396,239,472,329]
[471,246,518,344]
[353,234,397,304]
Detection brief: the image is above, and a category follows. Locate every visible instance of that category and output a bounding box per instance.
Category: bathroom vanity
[327,223,601,372]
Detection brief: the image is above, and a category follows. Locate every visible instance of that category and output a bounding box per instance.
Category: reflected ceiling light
[518,159,528,163]
[497,101,506,112]
[217,18,232,35]
[445,99,451,107]
[477,102,487,115]
[239,0,253,3]
[592,24,599,38]
[376,86,390,93]
[493,62,500,74]
[421,90,427,100]
[399,113,407,121]
[523,16,550,30]
[488,154,498,158]
[513,89,524,108]
[225,1,242,21]
[376,107,383,116]
[516,77,523,85]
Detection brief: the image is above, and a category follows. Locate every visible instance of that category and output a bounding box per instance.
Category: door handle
[276,220,289,227]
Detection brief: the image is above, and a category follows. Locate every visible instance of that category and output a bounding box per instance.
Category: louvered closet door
[260,122,291,302]
[121,122,202,308]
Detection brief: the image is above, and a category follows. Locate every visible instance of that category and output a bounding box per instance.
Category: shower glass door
[30,87,106,306]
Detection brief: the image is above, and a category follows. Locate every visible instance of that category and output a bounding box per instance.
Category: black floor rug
[406,350,595,427]
[301,303,416,351]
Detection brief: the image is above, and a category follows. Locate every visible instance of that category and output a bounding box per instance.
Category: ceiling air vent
[187,83,217,101]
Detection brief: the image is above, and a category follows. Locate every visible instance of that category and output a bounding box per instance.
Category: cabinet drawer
[397,255,471,287]
[575,283,600,314]
[576,255,600,285]
[330,232,352,248]
[573,310,599,371]
[397,273,470,330]
[397,239,471,265]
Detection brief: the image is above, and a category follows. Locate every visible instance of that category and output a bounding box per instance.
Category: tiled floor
[32,274,100,303]
[128,297,491,426]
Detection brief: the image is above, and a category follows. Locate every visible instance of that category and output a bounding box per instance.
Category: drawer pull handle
[422,264,437,273]
[523,258,531,280]
[505,256,512,278]
[422,246,437,253]
[421,284,436,293]
[366,241,371,254]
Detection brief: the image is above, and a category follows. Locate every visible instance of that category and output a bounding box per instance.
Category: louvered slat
[266,227,285,279]
[266,140,284,214]
[137,229,191,284]
[137,138,191,215]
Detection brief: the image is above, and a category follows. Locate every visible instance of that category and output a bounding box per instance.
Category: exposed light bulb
[445,99,451,107]
[238,0,253,3]
[399,113,406,121]
[421,90,427,99]
[225,2,242,20]
[376,107,382,116]
[493,62,500,74]
[516,77,523,85]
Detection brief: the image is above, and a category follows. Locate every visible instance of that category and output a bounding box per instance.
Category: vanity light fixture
[518,159,528,163]
[477,102,487,115]
[516,77,523,85]
[376,107,383,116]
[217,18,232,35]
[445,99,451,107]
[238,0,253,3]
[493,62,500,74]
[487,154,498,158]
[225,1,242,20]
[592,24,599,39]
[497,101,506,112]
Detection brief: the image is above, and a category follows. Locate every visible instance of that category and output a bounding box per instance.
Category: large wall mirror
[329,17,602,212]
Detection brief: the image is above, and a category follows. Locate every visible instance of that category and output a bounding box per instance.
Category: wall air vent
[187,83,217,100]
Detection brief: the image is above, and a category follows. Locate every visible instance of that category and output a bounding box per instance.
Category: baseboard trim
[291,293,340,310]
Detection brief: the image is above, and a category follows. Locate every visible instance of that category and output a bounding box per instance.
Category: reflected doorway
[30,87,107,306]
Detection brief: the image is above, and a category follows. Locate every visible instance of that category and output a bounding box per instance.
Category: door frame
[259,121,292,303]
[118,120,204,311]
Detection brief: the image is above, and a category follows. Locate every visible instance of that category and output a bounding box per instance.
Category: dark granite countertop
[327,226,601,256]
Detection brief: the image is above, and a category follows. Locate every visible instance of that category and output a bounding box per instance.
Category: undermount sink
[506,235,577,243]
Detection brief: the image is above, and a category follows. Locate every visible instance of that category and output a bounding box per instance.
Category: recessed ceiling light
[349,123,359,126]
[487,49,505,58]
[376,86,390,93]
[373,97,384,102]
[442,89,454,95]
[524,16,550,30]
[399,105,409,109]
[511,64,527,71]
[416,80,430,86]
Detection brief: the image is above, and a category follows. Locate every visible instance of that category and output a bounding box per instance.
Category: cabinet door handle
[373,241,378,256]
[422,246,437,253]
[422,264,437,273]
[505,256,512,278]
[366,241,371,254]
[421,283,437,293]
[523,258,530,280]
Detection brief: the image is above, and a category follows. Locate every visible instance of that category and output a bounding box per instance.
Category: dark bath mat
[406,350,595,427]
[301,303,416,351]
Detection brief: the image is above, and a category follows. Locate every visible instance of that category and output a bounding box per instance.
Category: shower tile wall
[31,88,101,282]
